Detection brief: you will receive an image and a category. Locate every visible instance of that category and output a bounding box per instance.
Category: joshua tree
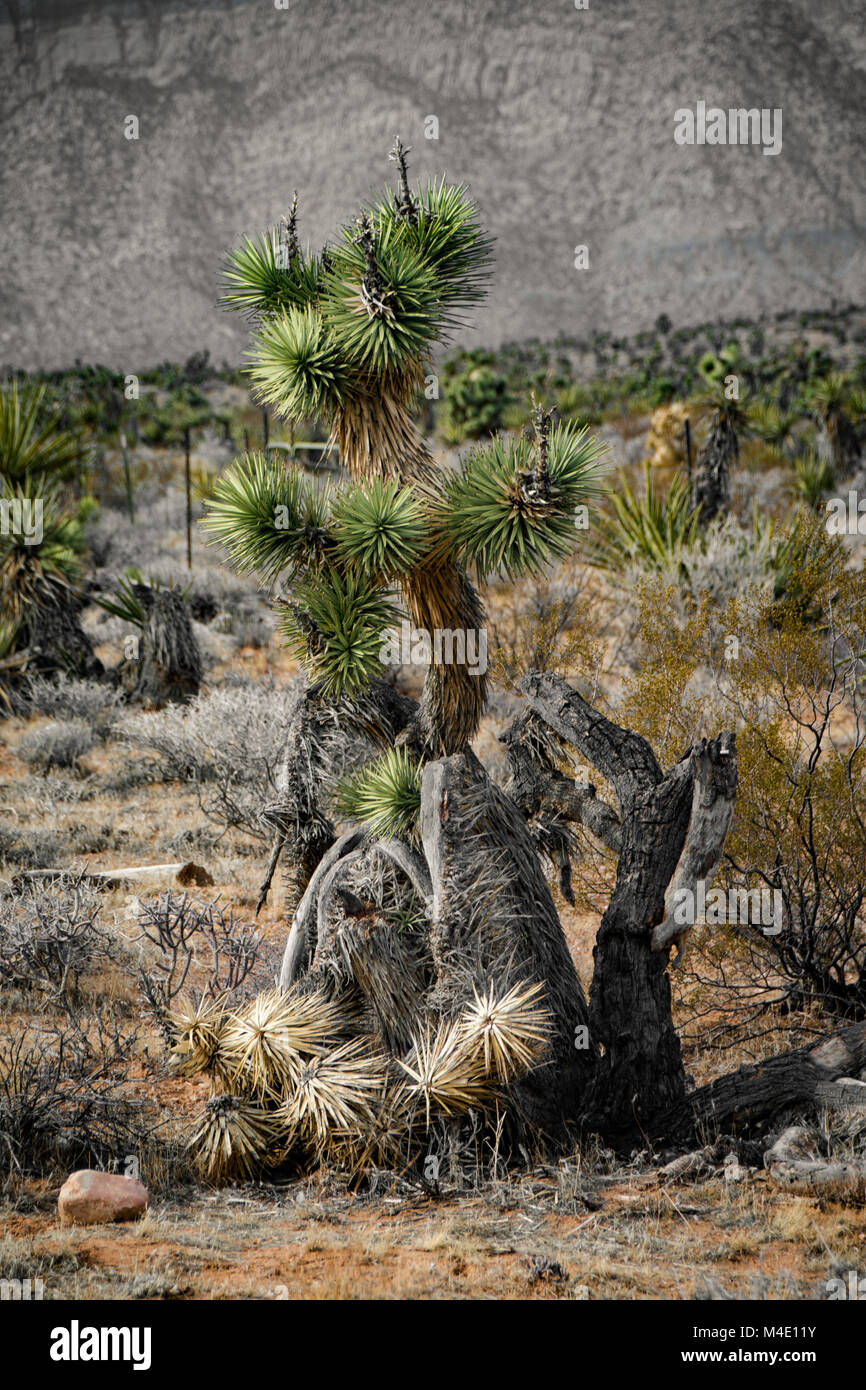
[807,373,862,478]
[691,384,750,526]
[0,379,82,487]
[197,144,866,1156]
[0,483,101,695]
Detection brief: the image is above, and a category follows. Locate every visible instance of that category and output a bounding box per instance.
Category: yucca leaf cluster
[206,143,607,703]
[335,746,423,843]
[174,978,552,1182]
[445,421,608,580]
[223,166,495,411]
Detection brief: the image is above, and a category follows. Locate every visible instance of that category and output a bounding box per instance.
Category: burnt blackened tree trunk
[24,582,102,681]
[130,586,202,706]
[517,673,738,1137]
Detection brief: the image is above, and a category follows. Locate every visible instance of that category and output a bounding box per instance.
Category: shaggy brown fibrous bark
[419,748,595,1142]
[130,587,202,706]
[334,391,488,756]
[691,414,737,525]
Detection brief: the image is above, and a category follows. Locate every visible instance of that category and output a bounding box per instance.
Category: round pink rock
[57,1169,149,1226]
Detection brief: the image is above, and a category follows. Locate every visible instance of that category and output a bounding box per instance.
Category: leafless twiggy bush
[17,719,97,772]
[134,893,263,1038]
[0,879,121,1013]
[119,679,290,838]
[0,1025,145,1179]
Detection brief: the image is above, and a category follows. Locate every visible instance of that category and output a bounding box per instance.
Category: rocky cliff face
[1,0,864,369]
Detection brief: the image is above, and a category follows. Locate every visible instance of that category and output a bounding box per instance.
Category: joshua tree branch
[517,671,663,813]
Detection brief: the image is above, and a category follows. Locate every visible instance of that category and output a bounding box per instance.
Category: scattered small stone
[723,1153,748,1182]
[764,1125,821,1167]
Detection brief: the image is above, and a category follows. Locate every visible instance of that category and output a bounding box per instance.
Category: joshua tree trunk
[692,413,737,526]
[334,391,487,755]
[24,584,102,680]
[130,586,202,706]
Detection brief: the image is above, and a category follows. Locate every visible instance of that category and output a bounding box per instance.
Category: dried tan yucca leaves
[188,1094,278,1182]
[167,994,233,1089]
[399,1019,494,1126]
[458,980,552,1082]
[320,1075,418,1173]
[220,987,346,1098]
[281,1038,388,1147]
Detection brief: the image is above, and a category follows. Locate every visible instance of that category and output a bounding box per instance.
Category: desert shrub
[118,679,290,837]
[17,718,97,771]
[0,879,119,1010]
[0,1025,144,1177]
[134,893,263,1033]
[489,566,609,689]
[635,514,776,608]
[0,825,65,869]
[24,674,120,733]
[621,563,866,1044]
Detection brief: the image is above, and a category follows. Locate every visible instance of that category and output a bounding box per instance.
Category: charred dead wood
[518,671,738,1139]
[654,1019,866,1145]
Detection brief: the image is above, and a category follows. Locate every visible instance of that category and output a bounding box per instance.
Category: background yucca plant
[791,448,836,510]
[0,379,83,486]
[0,483,100,686]
[588,464,700,575]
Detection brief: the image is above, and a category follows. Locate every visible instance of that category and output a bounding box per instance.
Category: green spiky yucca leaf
[587,464,700,574]
[331,477,428,580]
[0,379,83,485]
[335,746,423,843]
[281,567,398,698]
[321,221,442,378]
[222,230,322,320]
[201,453,332,585]
[792,449,835,509]
[0,484,85,622]
[374,177,494,316]
[247,306,353,421]
[445,420,608,580]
